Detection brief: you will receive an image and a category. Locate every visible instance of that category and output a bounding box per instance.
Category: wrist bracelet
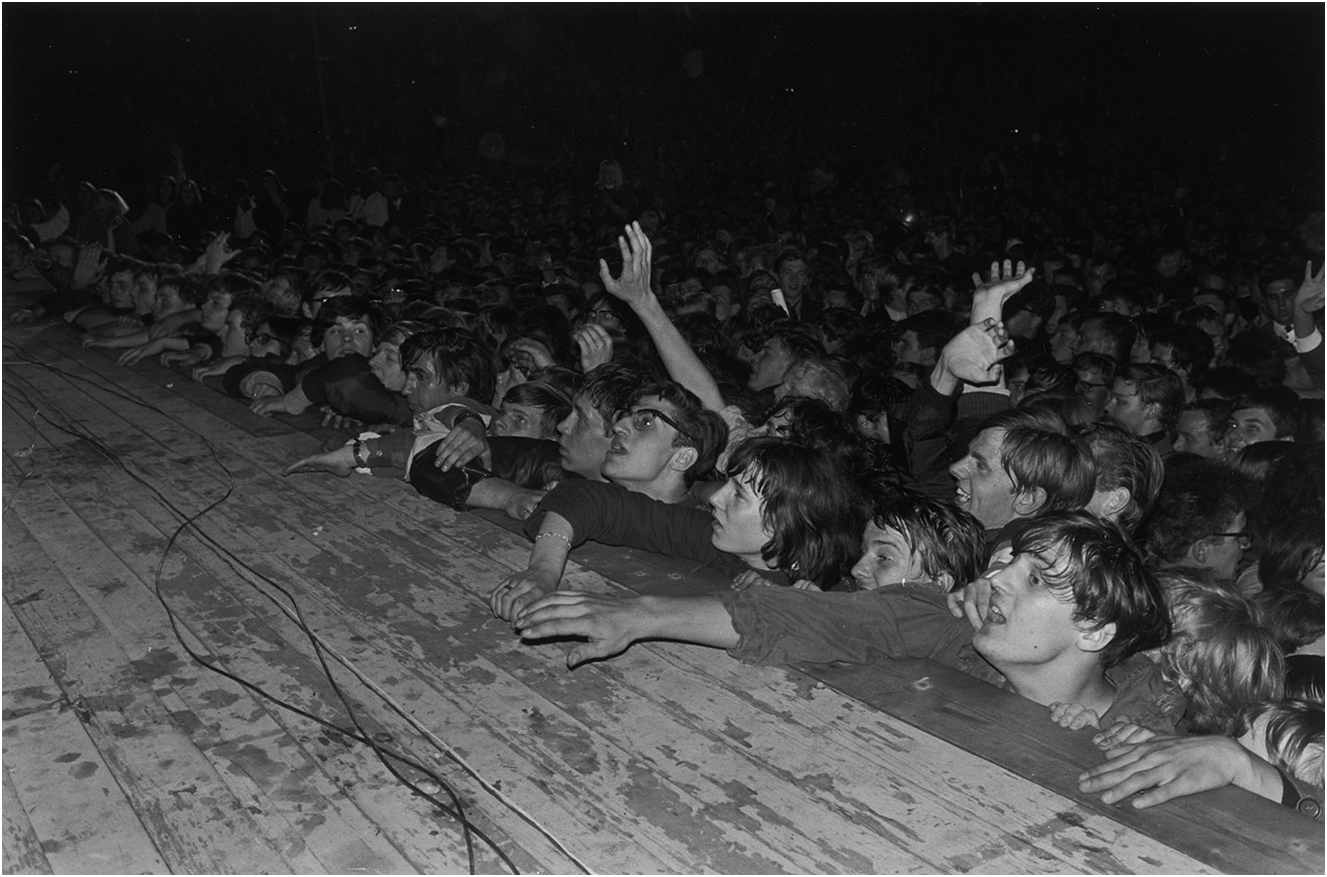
[352,438,368,468]
[535,531,571,545]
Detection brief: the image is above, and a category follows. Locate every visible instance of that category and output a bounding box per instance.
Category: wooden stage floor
[2,321,1322,875]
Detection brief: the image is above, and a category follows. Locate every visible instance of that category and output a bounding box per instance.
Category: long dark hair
[725,437,865,588]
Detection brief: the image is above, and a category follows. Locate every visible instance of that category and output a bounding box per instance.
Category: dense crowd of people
[4,143,1322,823]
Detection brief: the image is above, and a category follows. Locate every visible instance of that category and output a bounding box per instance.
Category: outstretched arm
[514,592,739,667]
[490,512,576,622]
[599,222,725,411]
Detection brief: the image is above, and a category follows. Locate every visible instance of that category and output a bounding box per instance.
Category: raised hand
[936,318,1015,389]
[72,244,105,289]
[970,259,1036,327]
[1295,260,1325,316]
[203,232,241,275]
[598,221,653,309]
[573,323,615,372]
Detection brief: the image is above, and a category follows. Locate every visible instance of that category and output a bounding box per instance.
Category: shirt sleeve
[525,479,725,565]
[1099,655,1185,734]
[716,585,974,667]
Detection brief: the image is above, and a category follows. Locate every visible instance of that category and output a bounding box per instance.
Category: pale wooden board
[5,322,1321,875]
[5,459,526,874]
[1,599,169,874]
[2,766,55,876]
[11,379,1219,875]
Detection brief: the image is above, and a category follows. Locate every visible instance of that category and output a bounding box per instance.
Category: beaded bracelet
[535,531,571,545]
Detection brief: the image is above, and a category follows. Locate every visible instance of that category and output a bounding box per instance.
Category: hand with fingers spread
[970,259,1036,327]
[203,232,241,275]
[573,323,615,372]
[513,591,648,667]
[931,319,1015,394]
[598,221,654,309]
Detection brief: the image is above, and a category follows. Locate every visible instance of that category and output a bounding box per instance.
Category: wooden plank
[39,447,1217,874]
[7,468,522,874]
[1,600,169,875]
[6,321,1321,874]
[805,657,1324,875]
[4,511,300,874]
[2,767,55,876]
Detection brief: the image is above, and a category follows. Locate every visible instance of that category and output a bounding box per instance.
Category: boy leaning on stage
[514,511,1184,733]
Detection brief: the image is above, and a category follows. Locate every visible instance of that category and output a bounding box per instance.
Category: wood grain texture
[3,323,1321,875]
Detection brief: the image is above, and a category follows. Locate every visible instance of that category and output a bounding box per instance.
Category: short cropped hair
[503,381,573,438]
[627,381,729,486]
[870,490,987,591]
[725,437,865,589]
[1117,363,1186,430]
[311,295,380,344]
[399,328,498,405]
[1011,512,1171,668]
[1156,572,1283,736]
[1079,312,1136,363]
[1147,461,1251,564]
[1073,422,1165,533]
[1231,387,1303,439]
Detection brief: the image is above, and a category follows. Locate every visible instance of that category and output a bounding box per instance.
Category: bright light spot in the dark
[348,25,358,31]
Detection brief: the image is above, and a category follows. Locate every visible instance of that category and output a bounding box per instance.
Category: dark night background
[3,3,1324,204]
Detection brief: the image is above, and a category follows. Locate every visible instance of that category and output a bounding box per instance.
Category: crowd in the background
[4,144,1322,822]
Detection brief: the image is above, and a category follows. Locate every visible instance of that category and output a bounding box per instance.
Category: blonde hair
[1156,572,1285,736]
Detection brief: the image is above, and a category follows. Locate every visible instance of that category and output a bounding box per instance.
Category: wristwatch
[1279,768,1323,819]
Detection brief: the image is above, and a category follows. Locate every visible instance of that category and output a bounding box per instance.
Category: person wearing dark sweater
[489,437,865,622]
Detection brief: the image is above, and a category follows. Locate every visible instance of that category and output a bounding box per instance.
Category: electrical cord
[3,353,595,875]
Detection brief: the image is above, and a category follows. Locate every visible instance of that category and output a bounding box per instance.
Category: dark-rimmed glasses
[615,407,692,443]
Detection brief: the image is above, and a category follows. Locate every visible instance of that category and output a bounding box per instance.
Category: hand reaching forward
[490,567,560,623]
[970,259,1035,327]
[282,445,356,478]
[514,591,642,667]
[598,222,654,309]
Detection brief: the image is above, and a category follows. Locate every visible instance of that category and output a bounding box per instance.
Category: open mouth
[607,440,627,456]
[955,486,971,505]
[984,602,1007,624]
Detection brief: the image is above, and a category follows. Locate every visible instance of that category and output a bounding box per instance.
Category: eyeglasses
[614,407,692,443]
[1210,531,1252,549]
[586,308,621,321]
[246,332,274,345]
